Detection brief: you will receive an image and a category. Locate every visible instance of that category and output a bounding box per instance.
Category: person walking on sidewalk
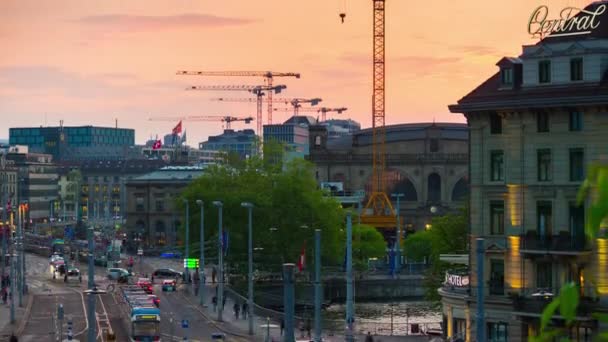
[365,331,374,342]
[233,302,240,320]
[212,296,217,312]
[280,318,284,336]
[241,302,248,320]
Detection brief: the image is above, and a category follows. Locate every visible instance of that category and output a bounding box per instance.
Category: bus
[117,286,161,341]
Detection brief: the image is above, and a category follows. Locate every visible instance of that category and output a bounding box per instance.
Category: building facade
[308,122,469,233]
[199,129,257,159]
[322,119,361,139]
[0,154,18,217]
[125,166,205,249]
[9,125,135,161]
[441,3,608,340]
[5,148,58,222]
[263,123,310,161]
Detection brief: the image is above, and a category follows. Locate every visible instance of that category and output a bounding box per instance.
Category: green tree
[178,153,346,274]
[402,209,468,301]
[352,223,386,270]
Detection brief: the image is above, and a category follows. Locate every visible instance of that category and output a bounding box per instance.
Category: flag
[297,242,306,272]
[172,120,182,135]
[152,140,162,150]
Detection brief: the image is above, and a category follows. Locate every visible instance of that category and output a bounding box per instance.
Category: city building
[308,122,469,234]
[140,146,222,165]
[441,3,608,340]
[263,123,310,161]
[125,166,206,249]
[5,146,58,222]
[0,154,18,217]
[9,125,135,161]
[199,129,257,159]
[322,119,361,139]
[57,159,166,220]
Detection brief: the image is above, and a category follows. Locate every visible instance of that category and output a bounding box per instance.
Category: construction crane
[210,97,298,105]
[176,71,300,125]
[273,106,348,122]
[186,85,286,135]
[148,115,254,130]
[289,98,323,116]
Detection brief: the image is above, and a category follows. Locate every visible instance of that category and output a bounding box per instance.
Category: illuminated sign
[528,4,606,38]
[183,258,199,269]
[136,315,158,320]
[444,272,469,287]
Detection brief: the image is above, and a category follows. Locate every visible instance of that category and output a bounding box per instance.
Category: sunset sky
[0,0,593,144]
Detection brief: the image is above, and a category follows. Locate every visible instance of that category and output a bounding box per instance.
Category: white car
[50,254,64,265]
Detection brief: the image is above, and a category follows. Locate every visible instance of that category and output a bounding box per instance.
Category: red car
[136,278,153,294]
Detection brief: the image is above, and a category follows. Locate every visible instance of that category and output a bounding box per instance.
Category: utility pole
[345,212,354,342]
[87,227,97,342]
[213,201,224,322]
[17,204,22,307]
[9,249,15,324]
[314,229,322,342]
[241,202,254,335]
[283,263,295,342]
[1,191,6,282]
[183,199,190,286]
[196,200,205,307]
[391,193,404,274]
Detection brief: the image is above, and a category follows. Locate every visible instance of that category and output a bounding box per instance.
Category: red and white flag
[297,242,306,272]
[152,140,162,150]
[172,120,182,135]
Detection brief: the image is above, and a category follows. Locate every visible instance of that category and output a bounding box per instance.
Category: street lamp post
[85,286,107,342]
[313,229,322,342]
[17,205,23,306]
[212,201,224,322]
[345,212,354,342]
[241,202,254,335]
[391,193,404,274]
[195,199,205,307]
[1,191,6,282]
[182,199,190,286]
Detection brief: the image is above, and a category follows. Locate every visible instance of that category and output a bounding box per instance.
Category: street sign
[181,319,189,328]
[137,248,143,256]
[183,258,199,269]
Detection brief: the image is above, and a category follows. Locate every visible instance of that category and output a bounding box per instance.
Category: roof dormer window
[539,60,551,84]
[500,68,513,86]
[570,58,583,81]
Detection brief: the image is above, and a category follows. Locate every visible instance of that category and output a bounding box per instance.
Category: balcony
[520,231,591,256]
[512,287,599,319]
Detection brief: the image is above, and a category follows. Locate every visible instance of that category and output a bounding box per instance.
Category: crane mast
[362,0,395,228]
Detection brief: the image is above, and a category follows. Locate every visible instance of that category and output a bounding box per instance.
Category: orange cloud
[73,14,258,32]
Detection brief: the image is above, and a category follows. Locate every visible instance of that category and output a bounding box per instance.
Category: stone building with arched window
[308,122,469,233]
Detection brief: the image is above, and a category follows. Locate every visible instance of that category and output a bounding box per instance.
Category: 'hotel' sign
[528,4,606,38]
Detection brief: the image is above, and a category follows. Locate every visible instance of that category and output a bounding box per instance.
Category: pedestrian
[241,302,248,320]
[280,318,284,336]
[299,320,305,338]
[212,296,217,312]
[365,331,374,342]
[233,302,240,319]
[2,288,7,305]
[222,296,226,309]
[9,333,17,342]
[212,266,217,284]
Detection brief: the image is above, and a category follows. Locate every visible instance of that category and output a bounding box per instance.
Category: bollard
[67,320,73,341]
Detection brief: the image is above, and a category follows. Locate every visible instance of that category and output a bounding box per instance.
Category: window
[537,149,552,181]
[536,112,549,132]
[489,259,505,295]
[487,322,508,342]
[430,139,439,153]
[427,173,441,203]
[490,201,504,235]
[539,60,551,83]
[490,113,502,134]
[570,58,583,81]
[500,68,513,86]
[569,111,583,131]
[536,261,552,289]
[537,201,553,237]
[569,203,585,242]
[136,197,144,212]
[490,151,504,181]
[155,200,164,212]
[570,148,584,181]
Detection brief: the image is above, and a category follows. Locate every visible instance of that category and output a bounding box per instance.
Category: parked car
[162,279,177,292]
[107,268,130,282]
[152,268,183,280]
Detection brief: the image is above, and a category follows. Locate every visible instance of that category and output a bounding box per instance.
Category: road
[17,253,247,341]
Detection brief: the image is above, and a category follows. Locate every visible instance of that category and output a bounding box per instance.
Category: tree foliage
[178,146,345,273]
[352,223,387,270]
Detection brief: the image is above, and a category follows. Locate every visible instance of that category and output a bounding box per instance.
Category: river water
[321,301,442,336]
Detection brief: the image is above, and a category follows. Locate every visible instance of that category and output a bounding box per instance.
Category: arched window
[427,173,441,203]
[393,178,418,201]
[451,177,469,202]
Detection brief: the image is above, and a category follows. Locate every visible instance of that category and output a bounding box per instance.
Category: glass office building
[9,126,135,161]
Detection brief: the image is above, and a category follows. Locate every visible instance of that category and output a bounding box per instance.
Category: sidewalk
[0,292,33,341]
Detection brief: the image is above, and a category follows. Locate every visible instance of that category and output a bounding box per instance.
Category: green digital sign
[183,258,199,269]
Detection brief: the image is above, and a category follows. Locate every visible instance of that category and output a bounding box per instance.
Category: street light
[241,202,255,335]
[391,193,404,274]
[195,199,205,307]
[212,200,224,322]
[182,198,190,285]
